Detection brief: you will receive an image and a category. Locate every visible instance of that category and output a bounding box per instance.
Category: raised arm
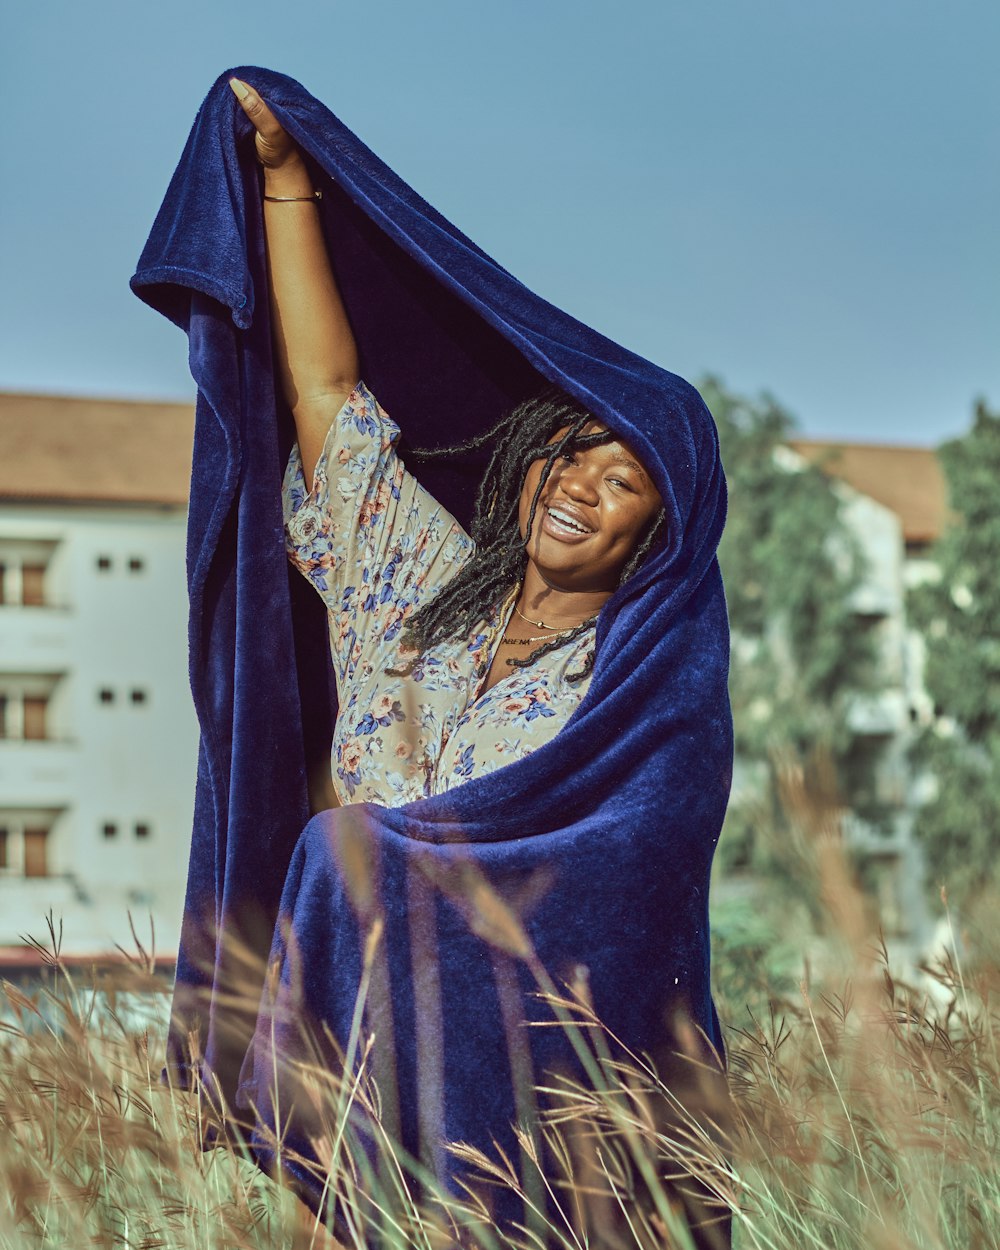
[229,77,360,485]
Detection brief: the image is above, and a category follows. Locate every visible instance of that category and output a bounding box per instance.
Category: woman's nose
[559,464,600,505]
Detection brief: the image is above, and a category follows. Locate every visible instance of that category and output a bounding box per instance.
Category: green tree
[701,377,885,893]
[907,401,1000,914]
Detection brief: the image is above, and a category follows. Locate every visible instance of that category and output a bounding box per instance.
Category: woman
[132,66,731,1243]
[222,76,730,1239]
[230,76,666,812]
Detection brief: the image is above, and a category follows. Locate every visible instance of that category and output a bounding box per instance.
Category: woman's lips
[540,506,594,543]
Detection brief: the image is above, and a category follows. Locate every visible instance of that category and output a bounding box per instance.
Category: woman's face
[517,420,662,593]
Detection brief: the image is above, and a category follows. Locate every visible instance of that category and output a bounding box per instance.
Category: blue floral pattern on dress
[282,381,595,807]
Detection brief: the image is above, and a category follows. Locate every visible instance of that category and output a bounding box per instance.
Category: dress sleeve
[282,381,474,686]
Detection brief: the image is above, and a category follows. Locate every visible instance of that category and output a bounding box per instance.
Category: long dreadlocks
[392,388,666,683]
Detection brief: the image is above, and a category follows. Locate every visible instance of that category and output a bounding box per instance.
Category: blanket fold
[131,64,733,1222]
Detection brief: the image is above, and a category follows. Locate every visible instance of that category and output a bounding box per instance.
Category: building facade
[0,392,197,957]
[788,439,946,956]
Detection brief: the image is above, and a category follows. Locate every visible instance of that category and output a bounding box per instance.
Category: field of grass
[2,845,998,1249]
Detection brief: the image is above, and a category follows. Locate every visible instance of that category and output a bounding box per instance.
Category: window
[134,822,151,839]
[22,696,47,741]
[130,688,148,706]
[0,681,60,742]
[96,555,112,572]
[0,810,59,877]
[23,827,48,878]
[21,564,46,607]
[128,557,145,573]
[98,688,115,705]
[102,822,117,839]
[0,541,58,607]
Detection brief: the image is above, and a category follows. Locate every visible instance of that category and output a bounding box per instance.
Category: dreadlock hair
[390,387,667,684]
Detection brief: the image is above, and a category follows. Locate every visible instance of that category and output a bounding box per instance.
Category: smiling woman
[132,65,733,1247]
[238,64,671,806]
[392,395,667,699]
[281,379,666,806]
[518,421,663,596]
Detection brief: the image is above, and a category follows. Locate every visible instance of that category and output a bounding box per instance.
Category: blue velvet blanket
[132,66,733,1225]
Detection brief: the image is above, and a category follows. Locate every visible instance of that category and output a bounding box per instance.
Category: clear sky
[3,0,996,445]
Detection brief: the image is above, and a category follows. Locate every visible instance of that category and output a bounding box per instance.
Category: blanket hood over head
[132,65,733,1214]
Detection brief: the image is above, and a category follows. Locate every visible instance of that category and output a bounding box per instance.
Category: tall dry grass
[1,776,997,1249]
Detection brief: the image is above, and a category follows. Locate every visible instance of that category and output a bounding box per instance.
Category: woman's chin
[526,557,618,595]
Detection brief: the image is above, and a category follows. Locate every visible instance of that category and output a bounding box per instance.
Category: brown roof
[787,439,949,544]
[0,392,950,543]
[0,391,195,505]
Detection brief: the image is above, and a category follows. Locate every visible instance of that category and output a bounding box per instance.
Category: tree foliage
[701,377,884,883]
[907,400,1000,911]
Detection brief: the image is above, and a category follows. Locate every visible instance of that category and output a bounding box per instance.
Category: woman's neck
[515,568,611,630]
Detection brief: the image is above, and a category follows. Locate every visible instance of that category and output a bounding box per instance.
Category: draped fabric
[131,65,733,1229]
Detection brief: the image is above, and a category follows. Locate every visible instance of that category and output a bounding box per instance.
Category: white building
[788,438,947,953]
[0,392,198,960]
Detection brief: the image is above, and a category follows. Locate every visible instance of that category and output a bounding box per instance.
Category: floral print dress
[282,382,595,808]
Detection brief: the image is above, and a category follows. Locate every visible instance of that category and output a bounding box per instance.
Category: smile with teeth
[545,505,593,537]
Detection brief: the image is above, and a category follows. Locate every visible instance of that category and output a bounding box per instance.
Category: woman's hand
[229,77,299,172]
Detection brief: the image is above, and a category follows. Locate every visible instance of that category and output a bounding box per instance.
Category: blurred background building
[0,392,196,962]
[787,438,946,957]
[0,390,947,968]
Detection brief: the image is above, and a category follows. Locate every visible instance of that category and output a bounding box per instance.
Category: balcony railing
[0,609,73,667]
[0,601,72,612]
[0,736,76,747]
[0,740,75,795]
[846,689,908,736]
[839,808,912,852]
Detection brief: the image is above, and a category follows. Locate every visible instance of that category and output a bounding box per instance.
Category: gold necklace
[498,633,563,646]
[513,602,594,632]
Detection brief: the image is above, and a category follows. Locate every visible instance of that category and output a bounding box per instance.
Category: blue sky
[3,0,996,444]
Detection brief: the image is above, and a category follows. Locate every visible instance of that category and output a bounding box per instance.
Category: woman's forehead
[549,420,648,471]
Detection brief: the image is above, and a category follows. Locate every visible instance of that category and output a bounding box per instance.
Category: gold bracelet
[263,190,323,203]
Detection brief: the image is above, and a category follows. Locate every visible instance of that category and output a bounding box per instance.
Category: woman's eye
[608,477,630,490]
